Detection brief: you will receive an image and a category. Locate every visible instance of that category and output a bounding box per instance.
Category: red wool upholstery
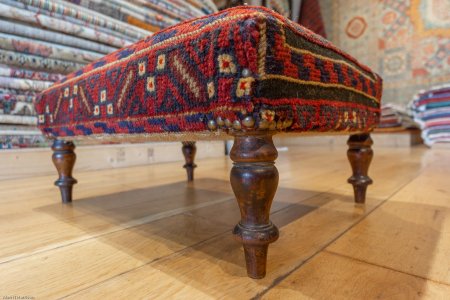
[35,6,382,141]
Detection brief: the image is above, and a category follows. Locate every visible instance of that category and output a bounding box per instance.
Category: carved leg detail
[230,132,279,279]
[52,140,77,204]
[347,133,373,204]
[182,141,197,182]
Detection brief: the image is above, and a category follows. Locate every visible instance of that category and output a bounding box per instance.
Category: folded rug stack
[411,84,450,146]
[377,103,419,132]
[379,104,403,130]
[0,0,217,149]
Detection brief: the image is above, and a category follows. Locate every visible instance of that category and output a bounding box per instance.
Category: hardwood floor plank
[0,146,355,262]
[0,180,234,263]
[0,145,443,299]
[59,148,430,299]
[61,193,373,299]
[327,156,450,284]
[0,213,231,299]
[261,252,450,300]
[60,187,398,299]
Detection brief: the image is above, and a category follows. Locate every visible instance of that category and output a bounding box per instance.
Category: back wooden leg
[52,140,77,203]
[182,141,197,182]
[230,132,279,279]
[347,133,373,204]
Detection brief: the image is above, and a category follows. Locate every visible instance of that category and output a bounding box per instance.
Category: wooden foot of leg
[52,140,77,204]
[347,134,373,204]
[230,132,279,279]
[182,141,197,182]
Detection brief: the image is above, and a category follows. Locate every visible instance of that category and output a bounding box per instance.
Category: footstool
[35,6,382,279]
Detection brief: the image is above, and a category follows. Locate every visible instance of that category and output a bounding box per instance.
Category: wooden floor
[1,145,449,299]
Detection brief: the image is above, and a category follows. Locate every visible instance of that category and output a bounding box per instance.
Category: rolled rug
[130,0,195,20]
[0,20,117,54]
[0,115,37,126]
[0,124,41,135]
[6,0,139,43]
[191,0,219,14]
[0,133,48,149]
[0,94,36,106]
[0,33,103,64]
[0,49,85,74]
[0,65,64,82]
[0,3,132,48]
[0,96,36,116]
[0,88,37,99]
[167,0,207,17]
[68,0,177,32]
[21,0,150,39]
[0,77,53,92]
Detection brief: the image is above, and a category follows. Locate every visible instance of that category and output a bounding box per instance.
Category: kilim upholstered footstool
[35,6,382,279]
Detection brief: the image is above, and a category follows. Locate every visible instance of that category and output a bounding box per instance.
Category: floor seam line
[3,151,435,298]
[252,165,430,299]
[0,180,335,266]
[324,250,450,287]
[57,186,344,298]
[56,228,231,300]
[0,196,236,265]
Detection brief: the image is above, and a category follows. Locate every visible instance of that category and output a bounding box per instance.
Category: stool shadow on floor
[35,178,331,264]
[35,178,446,296]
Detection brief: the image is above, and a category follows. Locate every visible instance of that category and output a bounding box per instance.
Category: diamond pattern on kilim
[35,6,382,141]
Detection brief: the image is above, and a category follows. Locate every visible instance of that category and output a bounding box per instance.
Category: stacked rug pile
[377,103,419,132]
[411,84,450,146]
[379,104,403,130]
[0,0,217,149]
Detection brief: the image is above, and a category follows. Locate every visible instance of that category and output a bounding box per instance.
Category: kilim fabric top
[35,6,383,142]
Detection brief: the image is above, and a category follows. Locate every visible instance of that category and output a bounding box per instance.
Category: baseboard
[274,130,423,148]
[0,141,225,180]
[371,130,423,147]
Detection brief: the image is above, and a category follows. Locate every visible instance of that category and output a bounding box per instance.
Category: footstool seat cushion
[35,6,382,142]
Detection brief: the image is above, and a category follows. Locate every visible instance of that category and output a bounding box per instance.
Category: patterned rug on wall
[320,0,450,108]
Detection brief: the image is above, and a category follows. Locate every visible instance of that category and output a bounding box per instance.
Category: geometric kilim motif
[35,6,382,142]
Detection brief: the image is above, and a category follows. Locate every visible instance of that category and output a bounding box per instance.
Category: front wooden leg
[52,140,77,203]
[230,132,279,279]
[181,141,197,182]
[347,133,373,204]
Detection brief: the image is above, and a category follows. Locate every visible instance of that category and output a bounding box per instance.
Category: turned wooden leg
[230,132,279,279]
[182,141,197,182]
[52,140,77,203]
[347,133,373,204]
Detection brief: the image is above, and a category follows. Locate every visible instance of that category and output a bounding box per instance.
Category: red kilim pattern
[35,6,382,141]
